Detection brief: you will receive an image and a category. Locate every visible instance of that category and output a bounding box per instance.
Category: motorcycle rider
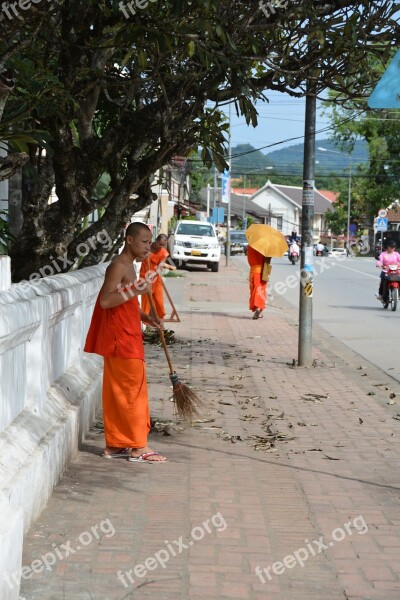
[376,239,400,301]
[289,239,300,260]
[315,241,325,256]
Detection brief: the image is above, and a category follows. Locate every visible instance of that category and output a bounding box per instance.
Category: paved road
[235,254,400,383]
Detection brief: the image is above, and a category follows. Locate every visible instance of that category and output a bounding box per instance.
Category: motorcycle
[289,250,299,265]
[382,264,400,311]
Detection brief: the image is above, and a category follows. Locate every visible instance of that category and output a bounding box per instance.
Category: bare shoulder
[103,258,132,284]
[104,259,126,278]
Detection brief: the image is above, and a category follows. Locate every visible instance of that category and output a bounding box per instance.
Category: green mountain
[231,139,368,178]
[231,143,270,173]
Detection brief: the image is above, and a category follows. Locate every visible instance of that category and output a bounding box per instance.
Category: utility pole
[298,93,316,367]
[213,166,217,209]
[226,102,232,266]
[346,157,352,249]
[206,183,211,218]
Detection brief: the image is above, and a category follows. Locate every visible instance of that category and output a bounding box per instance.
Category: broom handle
[146,259,175,375]
[161,277,175,306]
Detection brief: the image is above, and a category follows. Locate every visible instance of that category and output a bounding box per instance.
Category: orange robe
[84,293,150,448]
[140,247,169,319]
[247,246,267,311]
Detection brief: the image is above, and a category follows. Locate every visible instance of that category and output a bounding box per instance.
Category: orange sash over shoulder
[84,293,144,360]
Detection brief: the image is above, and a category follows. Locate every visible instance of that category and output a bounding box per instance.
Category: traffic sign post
[376,217,388,232]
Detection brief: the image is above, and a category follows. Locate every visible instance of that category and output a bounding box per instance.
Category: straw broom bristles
[169,372,204,421]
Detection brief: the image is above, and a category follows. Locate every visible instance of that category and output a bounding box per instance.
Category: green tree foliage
[326,78,400,225]
[325,203,348,236]
[1,0,398,280]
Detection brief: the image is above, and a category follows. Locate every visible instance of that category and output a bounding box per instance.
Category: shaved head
[125,222,151,239]
[156,234,168,243]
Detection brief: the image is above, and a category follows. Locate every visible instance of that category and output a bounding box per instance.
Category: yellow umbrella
[245,224,288,257]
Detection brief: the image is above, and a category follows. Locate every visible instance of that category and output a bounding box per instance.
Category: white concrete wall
[0,255,11,291]
[0,264,105,599]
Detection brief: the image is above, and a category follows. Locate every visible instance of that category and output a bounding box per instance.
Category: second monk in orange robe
[140,233,176,319]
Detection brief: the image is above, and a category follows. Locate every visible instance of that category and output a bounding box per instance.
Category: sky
[228,92,333,155]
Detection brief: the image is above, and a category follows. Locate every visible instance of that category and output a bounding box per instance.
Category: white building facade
[249,181,332,240]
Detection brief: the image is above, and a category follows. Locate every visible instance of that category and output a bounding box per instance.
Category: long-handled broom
[146,262,203,421]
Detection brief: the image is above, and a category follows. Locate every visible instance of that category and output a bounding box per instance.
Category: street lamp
[318,147,352,248]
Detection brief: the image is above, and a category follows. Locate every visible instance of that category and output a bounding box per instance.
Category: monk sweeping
[247,245,271,320]
[84,222,167,462]
[140,233,176,320]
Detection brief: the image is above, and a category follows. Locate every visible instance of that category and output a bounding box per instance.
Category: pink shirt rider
[376,251,400,268]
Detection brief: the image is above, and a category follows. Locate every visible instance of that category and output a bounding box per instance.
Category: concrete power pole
[226,102,232,266]
[298,93,316,366]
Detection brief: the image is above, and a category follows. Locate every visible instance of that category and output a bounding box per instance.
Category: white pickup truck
[171,220,221,272]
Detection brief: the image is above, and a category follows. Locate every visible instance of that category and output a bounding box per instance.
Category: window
[230,232,247,242]
[177,223,214,237]
[276,216,283,231]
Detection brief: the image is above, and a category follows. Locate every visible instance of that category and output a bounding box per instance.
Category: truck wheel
[210,262,219,272]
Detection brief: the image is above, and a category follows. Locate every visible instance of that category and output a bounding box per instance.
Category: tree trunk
[8,167,23,239]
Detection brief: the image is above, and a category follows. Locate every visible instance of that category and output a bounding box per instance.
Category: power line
[186,117,355,164]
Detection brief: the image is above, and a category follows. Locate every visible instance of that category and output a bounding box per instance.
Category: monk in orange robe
[247,245,268,319]
[140,233,176,319]
[84,222,167,462]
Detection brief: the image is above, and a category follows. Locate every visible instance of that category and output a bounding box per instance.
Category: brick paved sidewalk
[20,260,400,600]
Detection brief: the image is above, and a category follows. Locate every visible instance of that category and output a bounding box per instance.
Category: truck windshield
[177,223,214,237]
[230,233,246,241]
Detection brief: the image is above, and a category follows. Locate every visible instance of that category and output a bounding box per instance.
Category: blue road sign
[376,217,388,232]
[349,224,357,235]
[209,207,224,224]
[368,49,400,109]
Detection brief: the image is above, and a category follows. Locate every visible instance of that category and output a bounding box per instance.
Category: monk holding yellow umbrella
[245,224,288,319]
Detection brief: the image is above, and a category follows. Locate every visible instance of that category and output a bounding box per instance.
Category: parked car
[171,220,221,272]
[329,247,347,257]
[229,231,248,255]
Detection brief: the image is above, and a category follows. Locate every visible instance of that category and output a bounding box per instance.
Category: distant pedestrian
[247,246,271,319]
[167,229,175,256]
